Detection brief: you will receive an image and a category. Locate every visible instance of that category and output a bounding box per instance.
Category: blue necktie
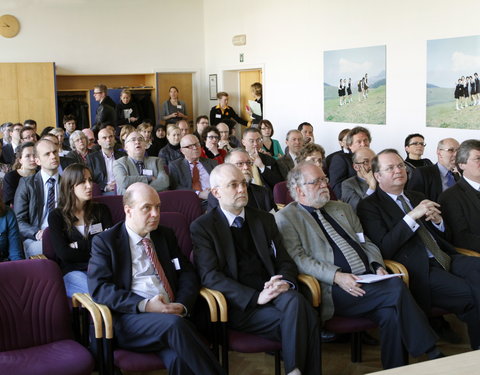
[446,171,455,188]
[232,216,244,228]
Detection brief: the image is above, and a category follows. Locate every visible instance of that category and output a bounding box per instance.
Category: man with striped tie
[275,161,443,369]
[88,183,224,375]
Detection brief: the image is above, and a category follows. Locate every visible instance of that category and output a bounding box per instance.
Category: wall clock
[0,15,20,38]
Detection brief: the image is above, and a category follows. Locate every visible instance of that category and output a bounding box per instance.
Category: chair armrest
[30,254,47,260]
[455,247,480,257]
[384,260,409,287]
[72,293,103,339]
[276,204,285,210]
[82,293,114,340]
[200,287,218,322]
[297,274,321,307]
[203,287,228,323]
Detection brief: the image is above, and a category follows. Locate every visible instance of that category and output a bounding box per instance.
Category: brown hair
[258,119,274,136]
[217,91,228,100]
[12,141,35,170]
[297,143,326,163]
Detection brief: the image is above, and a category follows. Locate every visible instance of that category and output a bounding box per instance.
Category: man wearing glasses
[113,131,169,195]
[341,147,377,211]
[168,134,217,203]
[357,149,480,351]
[408,138,460,202]
[93,84,116,130]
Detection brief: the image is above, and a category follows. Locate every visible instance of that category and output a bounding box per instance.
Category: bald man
[88,183,224,375]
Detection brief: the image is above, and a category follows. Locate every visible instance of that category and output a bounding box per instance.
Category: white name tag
[90,223,103,235]
[172,258,181,270]
[356,232,366,243]
[215,114,221,118]
[142,169,153,176]
[176,105,182,109]
[69,242,78,249]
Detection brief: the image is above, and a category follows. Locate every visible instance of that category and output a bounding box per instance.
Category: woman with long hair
[161,86,188,125]
[158,125,183,166]
[3,142,37,206]
[48,164,112,296]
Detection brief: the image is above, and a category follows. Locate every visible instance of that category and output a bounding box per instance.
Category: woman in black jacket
[48,163,112,296]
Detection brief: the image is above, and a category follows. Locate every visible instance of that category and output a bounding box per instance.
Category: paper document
[356,273,404,284]
[248,100,262,116]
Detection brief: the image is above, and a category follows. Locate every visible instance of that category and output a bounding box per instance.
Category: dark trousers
[115,312,225,375]
[333,277,437,369]
[431,255,480,348]
[229,290,321,375]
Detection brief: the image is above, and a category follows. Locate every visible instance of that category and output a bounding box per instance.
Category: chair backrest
[0,259,71,351]
[92,182,102,197]
[93,195,125,224]
[159,212,192,259]
[158,190,202,224]
[273,181,293,205]
[41,227,57,261]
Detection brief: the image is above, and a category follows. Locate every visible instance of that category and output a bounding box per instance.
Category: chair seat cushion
[114,349,165,371]
[324,316,377,333]
[228,330,282,353]
[0,339,94,375]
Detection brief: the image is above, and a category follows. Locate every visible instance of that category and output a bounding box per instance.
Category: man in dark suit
[439,140,480,252]
[14,139,60,257]
[93,84,116,130]
[207,148,277,212]
[169,134,217,201]
[341,147,377,211]
[241,128,282,191]
[87,183,224,375]
[2,123,23,165]
[87,127,124,194]
[325,128,350,172]
[276,162,442,369]
[408,138,460,202]
[41,134,74,175]
[277,130,304,180]
[357,149,480,350]
[191,163,321,375]
[329,126,371,199]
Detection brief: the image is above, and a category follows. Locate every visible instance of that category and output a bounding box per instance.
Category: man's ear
[211,187,221,200]
[124,205,132,218]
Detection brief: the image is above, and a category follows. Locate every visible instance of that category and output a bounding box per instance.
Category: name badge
[215,114,221,118]
[176,105,182,109]
[143,169,153,176]
[90,223,103,235]
[356,232,366,243]
[172,258,181,270]
[69,242,78,249]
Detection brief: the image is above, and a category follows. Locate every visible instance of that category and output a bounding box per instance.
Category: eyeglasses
[234,161,253,168]
[246,138,263,144]
[93,91,102,95]
[182,142,200,150]
[125,136,145,144]
[302,177,329,186]
[305,157,323,165]
[408,142,426,147]
[219,131,229,135]
[439,148,459,153]
[206,135,219,140]
[380,163,407,173]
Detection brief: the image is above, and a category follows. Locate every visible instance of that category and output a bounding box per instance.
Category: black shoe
[361,332,379,346]
[431,318,462,344]
[321,329,337,343]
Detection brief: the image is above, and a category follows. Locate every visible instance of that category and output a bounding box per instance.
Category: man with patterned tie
[192,163,321,375]
[88,182,224,375]
[357,149,480,351]
[113,131,169,195]
[407,138,460,202]
[14,139,60,257]
[275,161,443,369]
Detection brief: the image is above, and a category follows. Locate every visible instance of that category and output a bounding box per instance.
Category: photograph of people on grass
[324,45,386,125]
[427,35,480,129]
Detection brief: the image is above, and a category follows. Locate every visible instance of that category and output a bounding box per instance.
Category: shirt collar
[463,176,480,191]
[436,162,450,177]
[40,170,59,185]
[220,207,245,227]
[125,223,152,245]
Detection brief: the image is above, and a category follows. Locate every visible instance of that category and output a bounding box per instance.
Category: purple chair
[158,190,202,224]
[93,195,125,224]
[92,182,103,197]
[273,181,293,206]
[159,212,192,258]
[41,227,56,260]
[0,259,95,375]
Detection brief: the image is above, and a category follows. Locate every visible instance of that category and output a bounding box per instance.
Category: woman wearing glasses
[404,133,433,172]
[258,120,284,159]
[200,126,226,164]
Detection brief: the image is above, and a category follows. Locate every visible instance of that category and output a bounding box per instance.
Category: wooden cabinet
[0,62,56,132]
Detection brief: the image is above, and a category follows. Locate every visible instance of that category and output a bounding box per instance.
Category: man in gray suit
[14,139,61,257]
[168,134,217,201]
[113,131,169,195]
[275,162,442,369]
[341,147,377,210]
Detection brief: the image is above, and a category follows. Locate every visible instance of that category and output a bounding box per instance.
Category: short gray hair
[456,139,480,168]
[224,148,249,163]
[69,130,87,151]
[209,163,238,189]
[286,162,313,201]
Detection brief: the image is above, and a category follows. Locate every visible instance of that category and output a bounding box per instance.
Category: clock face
[0,15,20,38]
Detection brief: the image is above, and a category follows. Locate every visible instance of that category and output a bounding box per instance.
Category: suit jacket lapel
[213,208,238,279]
[97,153,107,177]
[35,172,45,222]
[377,188,406,224]
[181,159,192,189]
[458,178,480,212]
[118,224,134,290]
[245,209,275,276]
[150,228,176,288]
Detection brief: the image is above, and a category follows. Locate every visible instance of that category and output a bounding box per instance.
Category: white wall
[201,0,480,158]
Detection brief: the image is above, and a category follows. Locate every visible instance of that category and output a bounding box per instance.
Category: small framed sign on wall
[209,74,218,100]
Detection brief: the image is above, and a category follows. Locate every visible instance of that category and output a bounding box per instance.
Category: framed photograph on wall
[209,74,218,100]
[427,35,480,129]
[324,45,386,125]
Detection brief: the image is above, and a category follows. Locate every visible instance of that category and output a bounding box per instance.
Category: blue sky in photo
[324,45,386,86]
[427,35,480,88]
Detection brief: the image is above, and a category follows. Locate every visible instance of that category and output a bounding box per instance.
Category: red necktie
[192,161,202,191]
[141,238,175,301]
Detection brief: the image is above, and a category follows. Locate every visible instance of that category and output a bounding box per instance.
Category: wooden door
[157,73,193,125]
[239,69,262,121]
[0,63,20,124]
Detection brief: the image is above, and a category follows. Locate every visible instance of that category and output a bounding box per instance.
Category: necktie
[141,238,175,302]
[446,171,456,188]
[46,177,56,213]
[397,195,450,271]
[251,165,264,186]
[232,216,244,228]
[315,209,366,275]
[135,160,144,175]
[192,162,202,191]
